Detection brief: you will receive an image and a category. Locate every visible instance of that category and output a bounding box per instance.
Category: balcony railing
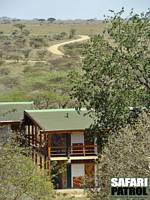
[48,144,97,157]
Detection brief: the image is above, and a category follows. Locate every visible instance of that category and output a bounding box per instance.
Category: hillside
[0,20,105,108]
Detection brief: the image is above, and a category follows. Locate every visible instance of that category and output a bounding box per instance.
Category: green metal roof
[25,108,93,131]
[0,102,34,122]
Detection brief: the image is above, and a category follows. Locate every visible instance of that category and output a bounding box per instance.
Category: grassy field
[0,20,105,35]
[0,20,105,108]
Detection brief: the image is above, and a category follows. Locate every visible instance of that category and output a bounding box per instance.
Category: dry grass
[0,20,106,107]
[0,20,106,36]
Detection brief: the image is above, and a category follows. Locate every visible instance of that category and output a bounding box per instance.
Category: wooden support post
[47,134,51,176]
[32,151,34,160]
[44,133,47,155]
[47,158,51,176]
[44,134,46,147]
[40,156,42,169]
[35,153,37,164]
[28,125,30,146]
[44,155,47,169]
[48,134,51,158]
[35,126,38,147]
[40,132,42,148]
[67,163,72,188]
[32,125,34,145]
[66,133,71,157]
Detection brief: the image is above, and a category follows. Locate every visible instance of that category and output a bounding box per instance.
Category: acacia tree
[69,9,150,152]
[47,18,56,23]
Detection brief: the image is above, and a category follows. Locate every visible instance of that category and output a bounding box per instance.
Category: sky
[0,0,149,20]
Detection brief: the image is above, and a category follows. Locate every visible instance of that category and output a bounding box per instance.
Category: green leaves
[0,143,54,200]
[70,10,150,141]
[93,113,150,200]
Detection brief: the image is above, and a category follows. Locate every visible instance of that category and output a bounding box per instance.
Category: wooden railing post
[47,144,98,157]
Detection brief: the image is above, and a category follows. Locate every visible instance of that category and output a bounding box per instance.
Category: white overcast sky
[0,0,149,19]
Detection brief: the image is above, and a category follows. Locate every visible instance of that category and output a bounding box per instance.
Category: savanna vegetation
[0,18,101,200]
[0,140,54,200]
[0,135,89,200]
[70,9,150,199]
[0,8,150,200]
[0,19,105,108]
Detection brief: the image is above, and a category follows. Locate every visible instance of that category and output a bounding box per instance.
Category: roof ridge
[25,108,87,112]
[0,102,34,105]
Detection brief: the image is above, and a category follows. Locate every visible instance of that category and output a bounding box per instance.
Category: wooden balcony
[48,144,97,158]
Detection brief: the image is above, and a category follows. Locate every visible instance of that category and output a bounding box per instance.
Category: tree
[29,37,48,48]
[0,141,54,200]
[14,23,26,32]
[38,18,46,22]
[22,29,30,37]
[60,32,68,39]
[89,112,150,200]
[69,28,76,39]
[47,18,56,23]
[22,48,31,61]
[69,10,150,152]
[37,49,47,60]
[0,49,3,60]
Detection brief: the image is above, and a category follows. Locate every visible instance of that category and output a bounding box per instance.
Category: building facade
[0,102,34,144]
[23,109,98,189]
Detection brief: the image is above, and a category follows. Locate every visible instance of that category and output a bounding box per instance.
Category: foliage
[37,49,47,60]
[69,28,76,39]
[0,67,10,75]
[0,50,3,60]
[0,141,54,200]
[22,48,31,60]
[47,18,56,23]
[53,32,68,40]
[22,29,30,37]
[14,23,26,32]
[88,112,150,200]
[69,10,150,150]
[64,43,83,57]
[29,36,48,48]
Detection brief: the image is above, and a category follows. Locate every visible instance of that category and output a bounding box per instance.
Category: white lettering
[118,178,125,187]
[144,178,148,187]
[137,178,144,187]
[111,178,148,187]
[130,178,137,187]
[111,178,118,187]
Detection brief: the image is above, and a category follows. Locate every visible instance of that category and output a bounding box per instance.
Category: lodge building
[0,102,33,144]
[0,103,98,189]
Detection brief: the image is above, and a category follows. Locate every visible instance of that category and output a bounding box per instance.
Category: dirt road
[4,35,90,63]
[48,35,90,56]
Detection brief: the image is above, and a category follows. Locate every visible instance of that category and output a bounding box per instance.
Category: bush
[90,112,150,200]
[29,36,48,48]
[0,142,54,200]
[0,67,10,75]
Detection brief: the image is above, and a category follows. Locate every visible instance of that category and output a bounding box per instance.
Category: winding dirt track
[47,35,90,56]
[4,35,90,63]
